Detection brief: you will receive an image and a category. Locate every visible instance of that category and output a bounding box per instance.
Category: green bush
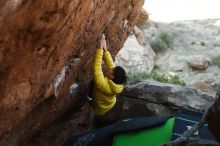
[127,72,150,84]
[150,32,174,53]
[151,33,156,37]
[169,75,186,86]
[160,33,174,47]
[153,64,160,70]
[212,55,220,66]
[191,41,196,45]
[200,41,206,46]
[127,72,186,86]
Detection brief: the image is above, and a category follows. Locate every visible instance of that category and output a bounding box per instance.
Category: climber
[90,34,126,116]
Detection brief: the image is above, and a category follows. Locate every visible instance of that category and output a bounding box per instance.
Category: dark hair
[112,66,126,84]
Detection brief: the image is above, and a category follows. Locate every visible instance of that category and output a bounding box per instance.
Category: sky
[143,0,220,22]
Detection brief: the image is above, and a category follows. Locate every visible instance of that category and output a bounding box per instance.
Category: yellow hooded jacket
[92,48,124,115]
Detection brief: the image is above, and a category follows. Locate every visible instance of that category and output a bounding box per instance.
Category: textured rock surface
[187,55,211,70]
[115,34,155,73]
[137,8,148,24]
[122,80,215,110]
[99,80,216,124]
[0,0,144,145]
[206,89,220,143]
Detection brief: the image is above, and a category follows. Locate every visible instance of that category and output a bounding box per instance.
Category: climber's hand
[100,34,107,51]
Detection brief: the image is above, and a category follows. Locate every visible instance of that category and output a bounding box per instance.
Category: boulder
[101,80,215,123]
[187,55,211,70]
[115,35,156,73]
[122,80,214,110]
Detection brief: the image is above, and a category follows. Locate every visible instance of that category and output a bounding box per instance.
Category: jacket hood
[108,79,123,94]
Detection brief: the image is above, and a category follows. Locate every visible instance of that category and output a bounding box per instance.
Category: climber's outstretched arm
[92,34,115,95]
[100,34,115,69]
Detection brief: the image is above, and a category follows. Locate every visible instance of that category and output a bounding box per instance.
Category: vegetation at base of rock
[127,72,186,86]
[150,32,174,53]
[212,55,220,66]
[153,64,160,70]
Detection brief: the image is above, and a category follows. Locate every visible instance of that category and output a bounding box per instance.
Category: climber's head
[106,66,126,84]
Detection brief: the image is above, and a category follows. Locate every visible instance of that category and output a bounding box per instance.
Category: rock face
[137,8,149,24]
[0,0,144,146]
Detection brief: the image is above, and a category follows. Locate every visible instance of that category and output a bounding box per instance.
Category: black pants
[93,111,117,129]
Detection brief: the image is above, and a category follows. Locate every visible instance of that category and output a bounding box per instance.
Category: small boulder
[187,55,211,70]
[115,35,156,73]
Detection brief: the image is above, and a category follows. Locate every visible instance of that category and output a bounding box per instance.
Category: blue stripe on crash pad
[172,109,217,141]
[176,117,198,124]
